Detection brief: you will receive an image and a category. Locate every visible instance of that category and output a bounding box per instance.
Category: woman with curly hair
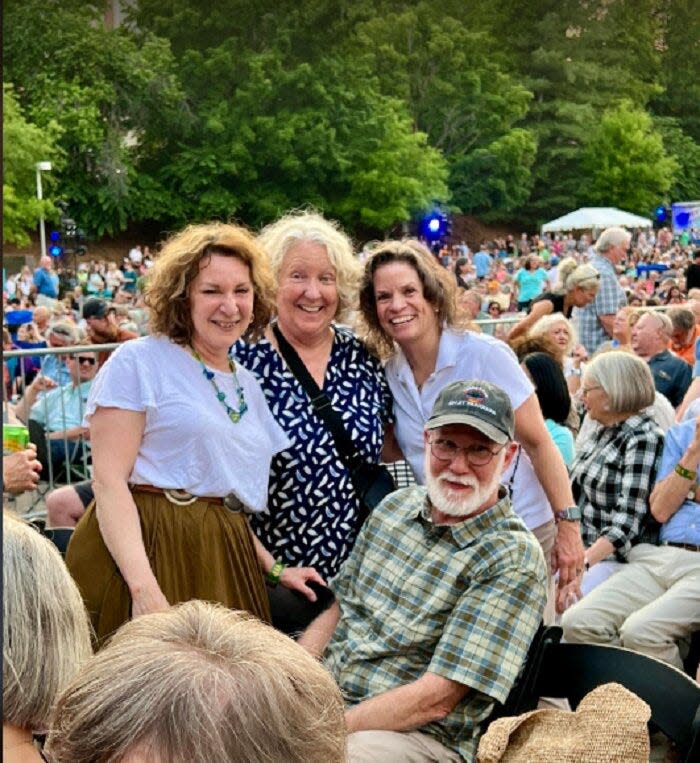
[235,212,392,588]
[66,223,291,647]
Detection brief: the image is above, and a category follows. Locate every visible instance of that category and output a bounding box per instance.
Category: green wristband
[267,560,286,586]
[674,463,697,481]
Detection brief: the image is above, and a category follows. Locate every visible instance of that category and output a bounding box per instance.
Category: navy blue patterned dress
[234,326,393,578]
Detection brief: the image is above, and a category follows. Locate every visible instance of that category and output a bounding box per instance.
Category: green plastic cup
[3,424,30,454]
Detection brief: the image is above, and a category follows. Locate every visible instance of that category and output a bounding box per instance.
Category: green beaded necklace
[191,348,248,423]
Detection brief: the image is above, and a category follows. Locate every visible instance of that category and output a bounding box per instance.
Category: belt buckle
[223,492,243,513]
[163,489,198,506]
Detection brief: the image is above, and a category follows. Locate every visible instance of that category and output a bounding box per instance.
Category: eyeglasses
[429,437,504,466]
[75,356,97,366]
[580,385,602,396]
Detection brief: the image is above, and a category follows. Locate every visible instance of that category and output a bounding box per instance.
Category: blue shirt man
[15,351,98,473]
[572,228,629,354]
[33,256,59,299]
[473,247,492,280]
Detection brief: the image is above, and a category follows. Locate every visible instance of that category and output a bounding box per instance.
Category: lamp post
[35,161,52,258]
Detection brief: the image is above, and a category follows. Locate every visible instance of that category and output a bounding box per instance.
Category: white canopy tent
[541,207,653,233]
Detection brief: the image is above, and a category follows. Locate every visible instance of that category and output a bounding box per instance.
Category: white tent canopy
[541,207,653,233]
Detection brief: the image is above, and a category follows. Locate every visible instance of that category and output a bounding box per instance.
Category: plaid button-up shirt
[571,412,664,558]
[572,253,627,354]
[326,487,546,762]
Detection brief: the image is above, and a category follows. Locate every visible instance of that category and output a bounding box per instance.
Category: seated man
[668,306,697,366]
[299,380,547,762]
[562,415,700,669]
[632,311,692,408]
[13,351,98,474]
[41,320,79,385]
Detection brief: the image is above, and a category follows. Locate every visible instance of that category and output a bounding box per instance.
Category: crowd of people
[3,217,700,762]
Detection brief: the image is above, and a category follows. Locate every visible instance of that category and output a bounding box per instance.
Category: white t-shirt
[84,335,290,511]
[385,328,534,485]
[501,446,552,530]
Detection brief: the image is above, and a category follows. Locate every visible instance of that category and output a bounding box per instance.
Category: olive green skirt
[65,489,271,648]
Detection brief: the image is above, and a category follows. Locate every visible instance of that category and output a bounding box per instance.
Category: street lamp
[35,161,52,258]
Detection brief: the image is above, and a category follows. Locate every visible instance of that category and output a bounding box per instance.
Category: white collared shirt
[386,328,534,485]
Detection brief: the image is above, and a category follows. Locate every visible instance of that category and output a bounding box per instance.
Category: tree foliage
[655,117,700,203]
[4,0,185,237]
[581,101,677,214]
[2,84,63,246]
[3,0,699,240]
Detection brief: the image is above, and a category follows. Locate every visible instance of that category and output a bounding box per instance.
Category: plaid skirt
[65,487,271,648]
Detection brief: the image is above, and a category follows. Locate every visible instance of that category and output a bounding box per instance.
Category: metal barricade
[3,343,119,518]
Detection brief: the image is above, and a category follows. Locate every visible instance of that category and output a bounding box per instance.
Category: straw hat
[477,683,650,763]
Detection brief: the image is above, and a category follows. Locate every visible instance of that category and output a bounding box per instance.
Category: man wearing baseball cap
[300,380,546,763]
[82,297,138,365]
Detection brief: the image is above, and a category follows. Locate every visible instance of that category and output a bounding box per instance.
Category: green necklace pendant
[191,348,248,423]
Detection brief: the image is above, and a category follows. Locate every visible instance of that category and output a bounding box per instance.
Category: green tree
[651,0,700,143]
[580,101,677,214]
[498,0,664,221]
[4,0,185,237]
[450,129,538,220]
[148,51,447,232]
[655,117,700,202]
[2,84,62,246]
[127,1,449,233]
[352,2,537,220]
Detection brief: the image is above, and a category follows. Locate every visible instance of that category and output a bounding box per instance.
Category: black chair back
[511,640,700,762]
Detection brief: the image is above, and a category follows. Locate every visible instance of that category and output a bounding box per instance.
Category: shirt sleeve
[428,541,546,703]
[655,424,687,483]
[83,341,153,422]
[29,390,51,425]
[598,432,663,554]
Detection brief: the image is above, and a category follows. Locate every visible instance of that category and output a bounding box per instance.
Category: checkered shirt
[325,487,547,762]
[570,412,663,558]
[571,254,627,354]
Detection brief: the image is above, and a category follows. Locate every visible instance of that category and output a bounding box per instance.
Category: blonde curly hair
[258,210,360,324]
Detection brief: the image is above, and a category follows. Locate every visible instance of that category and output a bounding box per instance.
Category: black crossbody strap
[272,323,361,468]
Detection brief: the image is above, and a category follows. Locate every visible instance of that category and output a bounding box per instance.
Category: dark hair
[358,240,459,358]
[522,352,571,424]
[454,257,468,276]
[487,301,501,312]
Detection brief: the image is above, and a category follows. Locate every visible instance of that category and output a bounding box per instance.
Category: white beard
[424,450,504,518]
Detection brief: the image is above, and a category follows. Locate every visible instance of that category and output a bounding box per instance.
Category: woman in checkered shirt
[564,351,664,610]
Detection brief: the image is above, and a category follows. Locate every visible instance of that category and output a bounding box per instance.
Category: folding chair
[505,638,700,762]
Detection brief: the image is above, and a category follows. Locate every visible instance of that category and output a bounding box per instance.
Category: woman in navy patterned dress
[236,212,393,582]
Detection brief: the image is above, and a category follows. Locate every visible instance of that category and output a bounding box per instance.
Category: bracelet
[266,559,286,586]
[567,368,582,378]
[674,463,697,481]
